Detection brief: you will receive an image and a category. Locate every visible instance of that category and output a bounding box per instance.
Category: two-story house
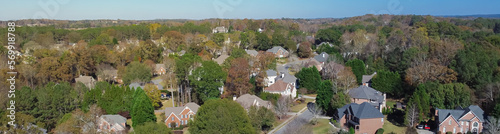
[98,115,127,134]
[265,69,278,87]
[435,105,485,134]
[154,64,166,75]
[164,103,200,128]
[348,85,386,112]
[335,102,384,134]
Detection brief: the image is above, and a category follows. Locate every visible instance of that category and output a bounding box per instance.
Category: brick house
[266,46,289,58]
[155,64,166,75]
[98,115,127,134]
[348,85,386,112]
[264,72,297,98]
[335,102,384,134]
[164,103,200,128]
[435,105,485,134]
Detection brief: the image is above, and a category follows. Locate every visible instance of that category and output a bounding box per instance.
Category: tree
[133,122,172,134]
[138,41,162,62]
[295,66,321,93]
[405,61,457,86]
[484,116,500,134]
[421,82,472,109]
[309,103,324,125]
[248,106,276,133]
[298,41,312,58]
[405,103,419,127]
[275,96,292,120]
[272,32,286,47]
[55,105,104,134]
[411,86,431,122]
[371,70,403,96]
[213,33,225,45]
[335,67,357,92]
[316,28,342,45]
[144,83,161,108]
[495,23,500,34]
[189,61,226,104]
[256,33,271,50]
[189,99,255,134]
[123,61,152,85]
[163,31,185,51]
[225,58,252,97]
[131,88,157,128]
[316,80,333,113]
[345,59,366,84]
[330,91,351,109]
[176,54,201,104]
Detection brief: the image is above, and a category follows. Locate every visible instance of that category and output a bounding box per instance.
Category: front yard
[290,98,314,112]
[382,115,406,134]
[312,119,334,134]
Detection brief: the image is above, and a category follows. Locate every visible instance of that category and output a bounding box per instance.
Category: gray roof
[313,52,329,63]
[101,115,126,128]
[155,64,166,71]
[185,102,200,113]
[266,69,277,77]
[75,76,94,84]
[362,72,377,84]
[245,49,258,56]
[214,54,229,65]
[164,103,200,117]
[129,82,144,90]
[436,105,485,123]
[278,72,297,84]
[266,46,286,54]
[337,102,384,119]
[348,86,384,103]
[151,79,164,90]
[235,94,272,110]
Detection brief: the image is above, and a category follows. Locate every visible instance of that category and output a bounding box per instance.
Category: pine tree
[131,88,157,128]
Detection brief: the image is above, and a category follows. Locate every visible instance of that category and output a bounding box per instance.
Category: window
[381,118,384,123]
[168,123,171,128]
[443,127,446,133]
[171,117,174,121]
[466,122,469,126]
[181,121,183,125]
[473,122,479,127]
[461,121,463,125]
[449,120,452,125]
[453,127,456,133]
[461,127,463,133]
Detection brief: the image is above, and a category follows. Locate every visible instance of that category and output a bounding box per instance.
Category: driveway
[417,129,434,134]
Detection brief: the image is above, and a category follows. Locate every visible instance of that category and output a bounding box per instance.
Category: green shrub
[376,128,384,134]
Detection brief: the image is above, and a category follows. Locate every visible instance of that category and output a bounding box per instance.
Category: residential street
[271,104,314,134]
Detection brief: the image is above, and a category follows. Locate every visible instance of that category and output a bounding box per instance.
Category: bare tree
[485,116,500,134]
[96,63,116,83]
[309,103,323,125]
[484,83,500,102]
[73,104,104,133]
[275,96,291,120]
[405,103,419,127]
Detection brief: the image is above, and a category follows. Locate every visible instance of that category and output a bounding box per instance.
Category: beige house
[234,94,272,110]
[75,75,96,89]
[335,102,384,134]
[98,115,127,134]
[266,46,289,58]
[435,105,485,134]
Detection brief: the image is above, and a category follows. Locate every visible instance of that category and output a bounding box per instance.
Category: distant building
[348,86,386,112]
[266,46,289,58]
[234,94,273,110]
[245,49,259,57]
[313,52,329,64]
[155,64,167,75]
[303,58,322,71]
[435,105,485,134]
[164,103,200,128]
[213,54,229,65]
[98,115,127,134]
[335,102,384,134]
[75,75,96,89]
[361,72,377,87]
[265,69,278,87]
[212,26,228,33]
[129,82,145,90]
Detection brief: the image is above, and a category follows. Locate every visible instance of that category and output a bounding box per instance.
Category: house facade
[212,26,228,33]
[435,105,485,134]
[348,86,386,112]
[266,46,289,58]
[335,102,384,134]
[265,69,278,86]
[264,71,297,98]
[98,115,127,134]
[164,103,200,128]
[155,64,166,75]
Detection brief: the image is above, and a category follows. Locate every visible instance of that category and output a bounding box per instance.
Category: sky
[1,0,499,20]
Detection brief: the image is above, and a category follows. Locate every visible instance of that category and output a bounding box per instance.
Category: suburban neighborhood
[2,1,500,134]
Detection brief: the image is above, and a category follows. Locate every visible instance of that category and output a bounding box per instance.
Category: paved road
[417,129,435,134]
[273,106,314,134]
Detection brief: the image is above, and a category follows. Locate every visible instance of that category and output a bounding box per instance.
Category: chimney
[281,72,285,78]
[233,95,237,101]
[323,53,326,58]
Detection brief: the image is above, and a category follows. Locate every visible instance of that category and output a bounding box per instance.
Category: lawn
[312,119,333,134]
[272,115,291,129]
[386,100,397,109]
[382,115,406,134]
[290,99,314,112]
[183,127,190,134]
[160,99,174,108]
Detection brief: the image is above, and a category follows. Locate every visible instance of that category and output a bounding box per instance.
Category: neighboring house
[213,54,229,65]
[129,82,145,90]
[245,49,259,57]
[212,26,228,33]
[234,94,273,110]
[361,72,377,87]
[313,52,329,64]
[164,103,200,128]
[348,86,386,112]
[276,72,297,90]
[303,58,322,71]
[335,102,384,134]
[151,79,164,90]
[266,46,289,58]
[435,105,485,134]
[98,115,127,134]
[265,69,278,86]
[75,75,96,89]
[258,28,264,33]
[97,68,122,83]
[264,80,297,98]
[155,64,167,75]
[316,42,334,48]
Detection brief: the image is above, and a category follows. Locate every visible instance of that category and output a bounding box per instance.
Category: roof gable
[340,102,383,119]
[348,86,384,102]
[264,80,289,92]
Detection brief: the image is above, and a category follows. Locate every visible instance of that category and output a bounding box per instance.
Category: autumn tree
[335,67,357,92]
[138,41,162,62]
[275,96,292,120]
[225,58,252,97]
[297,41,312,58]
[405,61,457,86]
[248,106,276,133]
[188,61,226,104]
[163,31,185,51]
[144,83,162,108]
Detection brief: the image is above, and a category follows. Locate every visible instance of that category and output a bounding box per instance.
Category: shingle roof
[155,64,166,71]
[151,79,164,90]
[214,54,229,65]
[436,105,485,123]
[313,52,329,63]
[338,102,384,119]
[235,94,272,110]
[245,49,258,56]
[185,102,200,113]
[278,72,297,84]
[264,80,288,92]
[101,115,126,128]
[164,107,184,117]
[266,69,277,77]
[75,76,94,85]
[129,82,144,90]
[266,46,286,54]
[362,72,377,84]
[348,86,384,103]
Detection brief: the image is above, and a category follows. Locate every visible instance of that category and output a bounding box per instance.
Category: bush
[259,92,281,102]
[376,128,384,134]
[446,132,452,134]
[349,127,355,134]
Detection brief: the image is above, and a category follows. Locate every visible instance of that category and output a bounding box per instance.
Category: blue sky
[1,0,499,20]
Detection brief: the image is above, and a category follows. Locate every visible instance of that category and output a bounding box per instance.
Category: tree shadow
[387,109,405,126]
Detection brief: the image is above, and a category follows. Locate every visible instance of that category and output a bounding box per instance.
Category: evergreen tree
[131,88,157,128]
[345,59,366,84]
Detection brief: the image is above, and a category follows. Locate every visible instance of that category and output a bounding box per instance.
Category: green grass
[160,99,174,109]
[183,127,190,134]
[312,119,333,134]
[386,100,397,109]
[382,116,406,134]
[290,99,314,112]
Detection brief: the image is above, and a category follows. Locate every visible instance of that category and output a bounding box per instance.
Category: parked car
[416,124,424,129]
[424,124,430,130]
